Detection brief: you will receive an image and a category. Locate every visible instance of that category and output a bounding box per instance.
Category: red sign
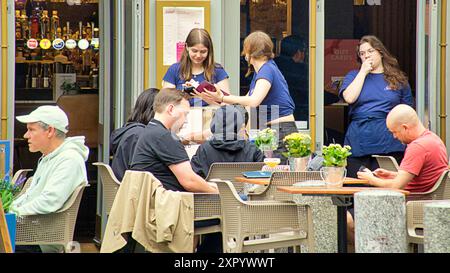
[26,39,38,49]
[176,42,185,62]
[324,39,360,88]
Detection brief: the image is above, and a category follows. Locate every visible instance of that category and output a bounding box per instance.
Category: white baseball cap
[16,105,69,133]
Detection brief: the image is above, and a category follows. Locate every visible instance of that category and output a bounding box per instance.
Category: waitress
[197,31,296,163]
[162,28,229,106]
[339,35,413,177]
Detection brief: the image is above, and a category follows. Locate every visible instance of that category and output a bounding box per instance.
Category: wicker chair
[214,179,313,253]
[11,169,33,186]
[15,183,86,252]
[205,162,266,193]
[372,155,400,172]
[16,177,34,198]
[405,170,450,252]
[407,170,450,201]
[248,171,322,201]
[92,162,121,217]
[193,193,222,235]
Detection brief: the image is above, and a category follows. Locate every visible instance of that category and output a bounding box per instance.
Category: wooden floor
[80,243,100,253]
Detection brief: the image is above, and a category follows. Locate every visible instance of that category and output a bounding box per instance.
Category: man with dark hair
[191,105,264,178]
[274,35,308,122]
[130,88,217,193]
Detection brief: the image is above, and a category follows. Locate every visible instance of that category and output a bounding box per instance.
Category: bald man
[346,104,448,252]
[357,104,448,192]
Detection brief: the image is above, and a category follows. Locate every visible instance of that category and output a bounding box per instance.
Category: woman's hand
[360,58,373,75]
[192,88,220,105]
[194,84,224,104]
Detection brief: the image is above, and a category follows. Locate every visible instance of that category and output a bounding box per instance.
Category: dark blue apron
[345,111,406,157]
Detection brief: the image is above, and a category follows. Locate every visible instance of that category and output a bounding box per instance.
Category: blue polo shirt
[339,70,414,156]
[249,59,295,122]
[163,62,229,106]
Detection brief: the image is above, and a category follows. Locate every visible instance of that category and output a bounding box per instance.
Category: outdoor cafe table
[234,176,370,186]
[277,186,410,253]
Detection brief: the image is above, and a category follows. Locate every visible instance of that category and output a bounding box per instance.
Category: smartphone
[182,85,195,96]
[196,81,230,96]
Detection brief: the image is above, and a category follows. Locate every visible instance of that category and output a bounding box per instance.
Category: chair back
[205,162,265,192]
[372,155,399,172]
[250,171,321,201]
[11,169,33,187]
[408,170,450,201]
[215,180,309,253]
[93,162,121,217]
[57,94,99,148]
[16,182,86,249]
[16,177,34,198]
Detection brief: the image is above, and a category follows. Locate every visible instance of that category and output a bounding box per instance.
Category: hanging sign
[78,39,90,50]
[52,38,65,50]
[40,39,52,50]
[26,39,39,49]
[65,39,77,50]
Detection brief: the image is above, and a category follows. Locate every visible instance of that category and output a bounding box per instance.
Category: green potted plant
[1,175,25,252]
[321,144,352,187]
[254,128,278,158]
[282,132,311,171]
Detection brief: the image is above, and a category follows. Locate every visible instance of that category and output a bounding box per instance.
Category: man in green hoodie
[11,105,89,252]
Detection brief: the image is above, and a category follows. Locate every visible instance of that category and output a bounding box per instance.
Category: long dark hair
[127,88,159,124]
[179,28,216,82]
[357,35,409,90]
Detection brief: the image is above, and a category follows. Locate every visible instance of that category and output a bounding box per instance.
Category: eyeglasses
[358,48,377,58]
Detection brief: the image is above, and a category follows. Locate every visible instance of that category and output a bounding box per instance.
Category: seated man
[130,88,219,252]
[11,105,89,252]
[130,88,217,194]
[191,104,264,179]
[347,104,448,250]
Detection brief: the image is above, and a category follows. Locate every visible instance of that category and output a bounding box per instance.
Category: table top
[277,186,410,196]
[234,176,369,186]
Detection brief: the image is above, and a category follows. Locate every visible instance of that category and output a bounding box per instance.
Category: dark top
[130,119,190,191]
[339,70,413,157]
[191,137,264,178]
[110,122,146,181]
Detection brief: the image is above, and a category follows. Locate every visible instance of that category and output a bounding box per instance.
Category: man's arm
[169,161,218,193]
[357,169,414,189]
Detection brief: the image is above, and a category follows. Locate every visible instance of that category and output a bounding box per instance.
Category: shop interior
[13,0,100,243]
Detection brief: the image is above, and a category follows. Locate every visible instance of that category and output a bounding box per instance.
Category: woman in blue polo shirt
[339,35,413,177]
[197,31,296,163]
[162,28,229,107]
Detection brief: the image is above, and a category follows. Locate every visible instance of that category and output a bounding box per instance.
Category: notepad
[242,171,273,178]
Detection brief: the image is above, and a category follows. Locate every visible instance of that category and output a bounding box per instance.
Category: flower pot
[5,212,16,252]
[320,166,347,188]
[289,156,310,172]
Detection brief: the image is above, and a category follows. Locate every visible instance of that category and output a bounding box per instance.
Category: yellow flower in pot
[283,132,311,171]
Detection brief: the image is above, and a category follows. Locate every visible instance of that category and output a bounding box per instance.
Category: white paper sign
[163,7,205,66]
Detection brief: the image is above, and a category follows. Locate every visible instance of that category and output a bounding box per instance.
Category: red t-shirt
[400,130,448,192]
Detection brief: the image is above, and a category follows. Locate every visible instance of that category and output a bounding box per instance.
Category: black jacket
[191,137,264,179]
[110,122,146,181]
